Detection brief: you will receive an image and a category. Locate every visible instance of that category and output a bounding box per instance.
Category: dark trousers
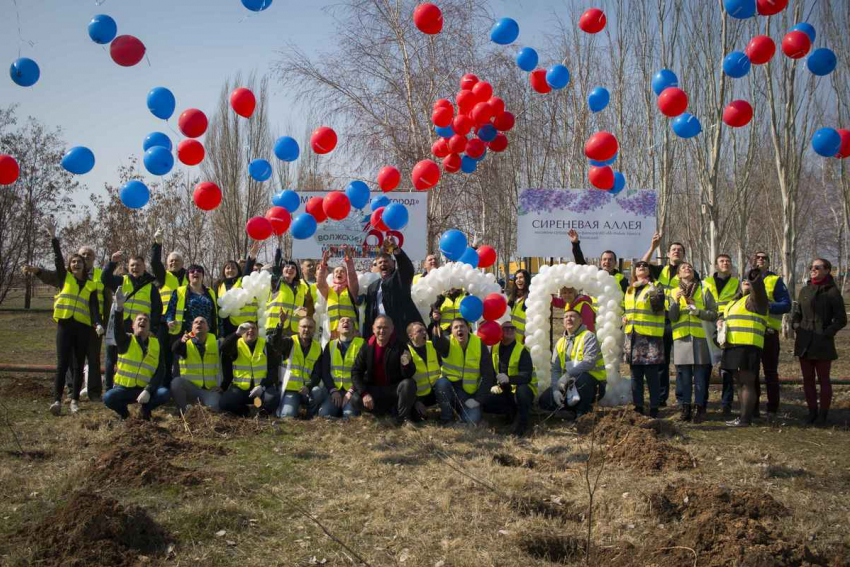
[219,385,279,417]
[631,364,663,410]
[351,380,417,422]
[483,384,535,423]
[720,368,735,409]
[104,344,117,391]
[800,359,832,412]
[539,373,599,416]
[70,331,102,398]
[660,329,673,404]
[757,331,781,413]
[55,321,90,403]
[158,327,179,389]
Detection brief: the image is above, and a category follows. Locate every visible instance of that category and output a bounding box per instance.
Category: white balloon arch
[411,262,508,325]
[524,262,630,406]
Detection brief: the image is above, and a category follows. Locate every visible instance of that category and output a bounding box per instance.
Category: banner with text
[291,191,428,264]
[517,189,657,260]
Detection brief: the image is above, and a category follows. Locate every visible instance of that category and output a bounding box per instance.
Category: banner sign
[516,189,657,260]
[290,191,428,263]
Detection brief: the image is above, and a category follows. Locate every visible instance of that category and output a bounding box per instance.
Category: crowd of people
[21,223,847,435]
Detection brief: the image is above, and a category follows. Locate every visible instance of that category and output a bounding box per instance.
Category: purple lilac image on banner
[617,190,657,217]
[518,189,578,215]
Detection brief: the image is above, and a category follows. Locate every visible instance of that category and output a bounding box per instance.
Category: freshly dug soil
[170,404,271,438]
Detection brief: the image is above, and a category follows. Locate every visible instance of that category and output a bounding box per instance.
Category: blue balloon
[273,189,300,212]
[459,294,484,321]
[120,180,149,209]
[490,17,520,45]
[143,132,172,152]
[651,69,678,96]
[371,195,390,212]
[461,155,478,173]
[546,65,570,90]
[146,87,175,120]
[382,202,409,230]
[477,124,497,142]
[435,125,455,139]
[672,113,702,139]
[516,47,538,72]
[723,0,755,19]
[439,229,467,261]
[589,153,617,167]
[290,213,317,240]
[723,51,751,79]
[274,136,300,162]
[143,146,174,176]
[249,159,272,182]
[611,172,626,195]
[791,22,816,43]
[588,87,610,113]
[345,181,370,209]
[88,14,117,44]
[241,0,273,11]
[812,128,841,157]
[9,57,40,87]
[61,146,95,175]
[807,48,837,77]
[458,247,480,269]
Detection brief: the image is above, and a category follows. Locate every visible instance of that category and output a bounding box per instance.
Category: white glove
[496,373,510,386]
[557,373,571,391]
[95,324,105,337]
[249,386,264,399]
[236,323,252,337]
[490,385,502,395]
[137,390,151,405]
[552,388,565,408]
[154,228,163,244]
[114,288,125,310]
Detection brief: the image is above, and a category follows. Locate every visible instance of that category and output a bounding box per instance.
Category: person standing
[483,321,536,436]
[363,239,423,341]
[152,231,188,386]
[793,259,847,425]
[170,317,222,413]
[413,254,440,285]
[316,316,364,418]
[567,229,628,294]
[215,241,260,337]
[508,269,531,343]
[432,288,467,338]
[703,254,740,415]
[316,247,360,337]
[551,286,596,331]
[300,258,319,304]
[266,255,314,335]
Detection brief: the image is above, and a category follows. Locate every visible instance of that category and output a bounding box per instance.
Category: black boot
[693,405,705,424]
[817,408,829,426]
[649,408,659,418]
[680,404,692,422]
[510,418,529,437]
[634,406,644,415]
[804,408,818,425]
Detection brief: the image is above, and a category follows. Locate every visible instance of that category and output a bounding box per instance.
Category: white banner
[290,191,428,262]
[516,189,657,260]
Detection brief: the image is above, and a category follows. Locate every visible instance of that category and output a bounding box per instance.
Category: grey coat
[667,283,718,366]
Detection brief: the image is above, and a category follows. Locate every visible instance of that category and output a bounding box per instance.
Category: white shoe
[79,387,88,398]
[49,401,61,416]
[70,400,80,414]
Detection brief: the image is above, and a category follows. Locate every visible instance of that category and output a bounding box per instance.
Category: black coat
[351,337,416,394]
[363,247,424,339]
[793,277,847,360]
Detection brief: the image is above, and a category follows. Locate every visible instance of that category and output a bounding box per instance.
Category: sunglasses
[811,264,826,270]
[634,262,649,268]
[755,255,769,260]
[188,268,205,275]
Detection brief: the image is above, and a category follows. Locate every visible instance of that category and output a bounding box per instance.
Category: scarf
[678,279,697,300]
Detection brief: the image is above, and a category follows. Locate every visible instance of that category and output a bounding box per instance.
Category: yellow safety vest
[723,296,768,349]
[763,275,782,331]
[232,337,267,390]
[556,330,606,381]
[624,285,665,337]
[170,285,218,336]
[179,334,219,389]
[440,294,465,331]
[491,341,538,395]
[53,272,96,327]
[115,334,160,388]
[511,297,527,341]
[667,284,707,340]
[329,337,365,391]
[218,280,257,327]
[442,334,482,395]
[409,342,440,397]
[307,281,318,304]
[413,273,425,285]
[656,265,680,290]
[160,271,188,314]
[121,276,154,322]
[704,275,739,312]
[266,280,308,332]
[327,287,359,332]
[285,339,322,392]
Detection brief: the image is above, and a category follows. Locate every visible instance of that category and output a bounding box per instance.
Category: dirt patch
[3,449,52,460]
[21,491,170,566]
[519,534,586,563]
[492,452,536,469]
[170,405,272,438]
[0,376,52,399]
[510,495,581,522]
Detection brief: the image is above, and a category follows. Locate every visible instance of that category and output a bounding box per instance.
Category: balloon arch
[411,262,507,326]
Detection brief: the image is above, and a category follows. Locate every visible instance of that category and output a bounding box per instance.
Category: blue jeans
[270,387,322,419]
[315,386,359,418]
[103,385,170,418]
[433,377,482,424]
[676,364,711,407]
[631,364,663,410]
[720,368,734,408]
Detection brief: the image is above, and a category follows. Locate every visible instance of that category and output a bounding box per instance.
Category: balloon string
[145,53,152,67]
[10,0,37,56]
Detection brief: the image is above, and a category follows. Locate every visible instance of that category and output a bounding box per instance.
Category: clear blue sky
[1,0,550,206]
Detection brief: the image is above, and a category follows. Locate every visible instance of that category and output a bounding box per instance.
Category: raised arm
[642,231,662,263]
[101,251,125,291]
[316,250,330,300]
[344,248,359,300]
[568,229,587,265]
[151,230,166,287]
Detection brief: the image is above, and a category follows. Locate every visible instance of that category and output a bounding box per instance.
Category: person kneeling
[539,310,606,418]
[103,289,170,420]
[483,321,537,436]
[406,321,441,421]
[265,315,323,419]
[432,318,494,425]
[350,315,418,425]
[316,316,363,418]
[170,316,222,413]
[218,321,280,417]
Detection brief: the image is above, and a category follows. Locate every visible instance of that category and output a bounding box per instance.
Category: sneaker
[49,401,61,416]
[726,417,750,427]
[79,387,88,398]
[70,400,80,414]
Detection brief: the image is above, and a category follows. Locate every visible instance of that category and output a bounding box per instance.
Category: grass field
[1,307,849,566]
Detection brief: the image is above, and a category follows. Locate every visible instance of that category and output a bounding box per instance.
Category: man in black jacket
[482,321,535,436]
[363,239,424,341]
[351,315,418,425]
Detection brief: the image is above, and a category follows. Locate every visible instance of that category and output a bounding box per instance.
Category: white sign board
[290,191,428,262]
[516,189,657,259]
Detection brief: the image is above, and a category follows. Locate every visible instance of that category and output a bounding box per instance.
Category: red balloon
[482,292,506,321]
[477,246,497,269]
[432,138,450,158]
[579,8,606,34]
[757,0,788,15]
[589,166,614,190]
[370,207,389,231]
[471,102,493,126]
[465,138,486,159]
[722,100,753,128]
[457,90,477,114]
[488,97,506,117]
[432,106,454,128]
[460,73,479,91]
[452,114,473,135]
[585,131,618,161]
[657,87,688,117]
[0,154,20,185]
[178,109,208,138]
[413,3,443,34]
[378,166,401,192]
[448,134,468,154]
[230,87,256,118]
[193,182,222,211]
[493,111,515,132]
[177,139,205,166]
[246,216,273,241]
[835,129,850,159]
[311,126,338,154]
[781,31,811,59]
[434,98,453,111]
[109,35,146,67]
[489,133,509,153]
[412,159,441,191]
[530,69,552,94]
[477,320,503,346]
[443,153,461,173]
[746,35,776,65]
[305,196,328,223]
[323,191,351,220]
[265,206,292,235]
[472,81,493,103]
